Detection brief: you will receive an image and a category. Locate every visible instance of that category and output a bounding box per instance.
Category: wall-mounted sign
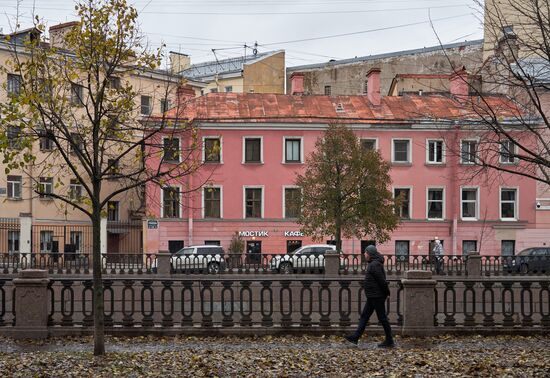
[147,220,159,229]
[284,231,304,237]
[0,188,6,196]
[239,231,269,237]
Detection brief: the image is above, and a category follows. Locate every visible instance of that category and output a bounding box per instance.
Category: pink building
[144,70,547,258]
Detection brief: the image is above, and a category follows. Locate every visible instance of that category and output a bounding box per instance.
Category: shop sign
[147,220,159,229]
[238,231,269,237]
[284,231,304,237]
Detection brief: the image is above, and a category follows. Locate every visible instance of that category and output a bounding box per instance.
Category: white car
[271,244,337,274]
[169,245,226,274]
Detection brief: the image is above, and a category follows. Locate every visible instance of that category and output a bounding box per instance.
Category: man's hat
[365,245,378,255]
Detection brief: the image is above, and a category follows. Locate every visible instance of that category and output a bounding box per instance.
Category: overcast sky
[0,0,485,67]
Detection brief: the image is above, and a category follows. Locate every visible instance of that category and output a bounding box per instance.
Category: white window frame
[107,201,119,221]
[202,136,223,164]
[391,138,412,163]
[500,187,519,221]
[160,185,182,219]
[141,95,152,115]
[460,186,479,220]
[460,139,478,165]
[282,136,304,164]
[243,185,264,219]
[7,175,22,199]
[360,138,379,151]
[39,177,53,198]
[500,140,517,164]
[282,185,301,219]
[393,186,413,219]
[242,136,264,164]
[426,139,445,164]
[202,185,223,219]
[162,137,181,163]
[69,231,83,254]
[426,187,445,220]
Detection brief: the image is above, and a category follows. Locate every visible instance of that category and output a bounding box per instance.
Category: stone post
[12,270,49,339]
[19,213,32,260]
[324,252,340,277]
[156,251,172,275]
[466,252,482,278]
[401,270,437,337]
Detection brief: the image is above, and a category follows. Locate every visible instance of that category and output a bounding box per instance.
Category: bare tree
[0,0,203,355]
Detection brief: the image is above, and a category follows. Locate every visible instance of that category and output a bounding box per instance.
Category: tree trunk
[92,204,105,356]
[335,213,342,253]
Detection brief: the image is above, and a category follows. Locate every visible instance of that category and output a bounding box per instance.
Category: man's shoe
[377,340,396,348]
[344,335,358,345]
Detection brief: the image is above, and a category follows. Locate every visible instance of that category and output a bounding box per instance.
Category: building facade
[144,70,546,258]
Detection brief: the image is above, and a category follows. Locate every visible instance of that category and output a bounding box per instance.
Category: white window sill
[461,218,478,221]
[242,162,264,165]
[427,218,445,221]
[499,218,518,222]
[6,197,23,201]
[425,162,446,166]
[391,162,412,166]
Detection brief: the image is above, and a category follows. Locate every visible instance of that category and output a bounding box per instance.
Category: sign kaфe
[238,230,304,237]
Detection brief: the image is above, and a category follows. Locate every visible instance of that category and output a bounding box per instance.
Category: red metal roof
[160,93,520,124]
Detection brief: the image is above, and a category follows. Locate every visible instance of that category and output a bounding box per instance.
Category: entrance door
[286,240,302,254]
[246,241,262,264]
[107,234,120,253]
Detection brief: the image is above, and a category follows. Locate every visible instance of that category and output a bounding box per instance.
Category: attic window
[335,103,345,112]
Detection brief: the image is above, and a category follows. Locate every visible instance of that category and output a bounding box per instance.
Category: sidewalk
[0,335,548,377]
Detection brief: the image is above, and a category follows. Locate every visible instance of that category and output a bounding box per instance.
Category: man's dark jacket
[364,253,390,298]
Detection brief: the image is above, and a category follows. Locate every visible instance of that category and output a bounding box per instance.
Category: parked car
[164,245,226,274]
[506,247,550,274]
[270,244,337,273]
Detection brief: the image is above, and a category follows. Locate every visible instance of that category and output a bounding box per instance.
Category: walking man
[344,245,395,348]
[433,238,444,275]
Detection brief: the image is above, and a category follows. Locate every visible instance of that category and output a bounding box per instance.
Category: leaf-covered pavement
[0,334,549,377]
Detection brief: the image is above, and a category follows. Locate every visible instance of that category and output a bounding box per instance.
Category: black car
[506,247,550,274]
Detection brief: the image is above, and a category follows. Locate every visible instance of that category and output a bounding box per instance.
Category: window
[244,137,262,163]
[107,76,121,89]
[501,240,515,257]
[7,74,22,95]
[461,188,478,219]
[7,126,22,149]
[225,86,233,92]
[204,187,221,218]
[284,138,302,163]
[361,139,377,151]
[162,186,180,218]
[39,129,54,151]
[141,95,151,115]
[204,240,221,246]
[71,84,84,105]
[204,137,221,163]
[69,179,83,200]
[70,133,84,154]
[462,240,477,255]
[7,175,22,199]
[39,177,53,198]
[8,231,19,254]
[394,188,411,219]
[500,188,517,220]
[107,201,119,221]
[502,25,515,36]
[210,88,218,93]
[284,187,301,218]
[395,240,410,261]
[500,140,516,164]
[427,188,444,219]
[160,99,170,113]
[245,187,262,218]
[163,138,180,162]
[168,240,184,254]
[69,231,83,253]
[40,231,53,253]
[324,85,331,95]
[363,81,368,94]
[427,140,444,163]
[461,140,477,164]
[392,139,411,163]
[107,159,119,176]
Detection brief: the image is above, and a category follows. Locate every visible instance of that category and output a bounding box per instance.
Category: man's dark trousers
[350,297,393,341]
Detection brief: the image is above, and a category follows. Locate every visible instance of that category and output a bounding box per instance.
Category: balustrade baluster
[122,280,135,328]
[47,280,55,326]
[319,281,331,328]
[61,280,75,327]
[82,280,94,327]
[200,280,213,327]
[443,281,457,326]
[260,281,273,327]
[540,281,550,328]
[181,281,194,327]
[0,280,5,326]
[501,281,515,327]
[280,280,292,328]
[221,281,234,327]
[520,281,533,327]
[161,281,174,327]
[338,281,351,327]
[103,280,114,327]
[141,280,154,328]
[239,281,252,327]
[482,281,495,327]
[463,281,476,327]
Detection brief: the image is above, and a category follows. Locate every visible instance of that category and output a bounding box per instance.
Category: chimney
[290,72,304,95]
[449,67,469,98]
[176,84,196,106]
[49,21,79,50]
[366,68,381,106]
[169,51,191,74]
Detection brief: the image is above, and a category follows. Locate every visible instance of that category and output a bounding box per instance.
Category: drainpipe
[449,124,460,256]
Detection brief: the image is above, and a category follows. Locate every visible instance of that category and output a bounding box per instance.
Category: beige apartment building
[0,22,202,257]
